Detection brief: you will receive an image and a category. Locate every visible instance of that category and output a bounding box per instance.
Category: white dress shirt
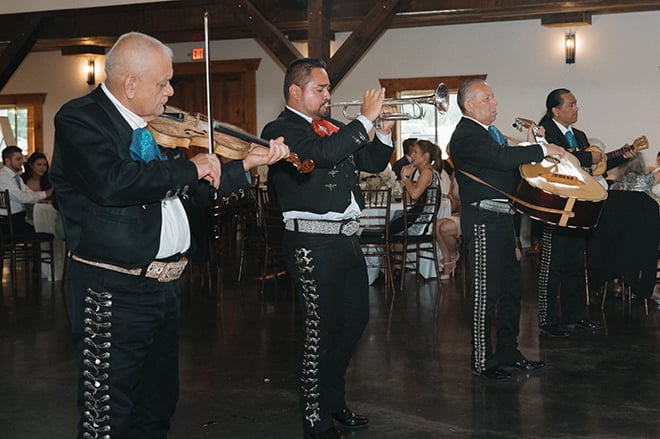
[0,165,47,215]
[101,83,190,258]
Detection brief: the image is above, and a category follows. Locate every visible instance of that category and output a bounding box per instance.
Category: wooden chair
[0,190,55,292]
[358,188,393,297]
[258,186,288,296]
[390,185,441,294]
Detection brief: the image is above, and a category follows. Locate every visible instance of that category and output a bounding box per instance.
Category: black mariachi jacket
[450,117,545,206]
[261,108,393,215]
[51,86,249,268]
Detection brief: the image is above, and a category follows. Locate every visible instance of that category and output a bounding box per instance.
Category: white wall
[3,11,659,165]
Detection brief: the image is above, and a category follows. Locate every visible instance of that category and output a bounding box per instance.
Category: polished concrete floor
[1,253,659,439]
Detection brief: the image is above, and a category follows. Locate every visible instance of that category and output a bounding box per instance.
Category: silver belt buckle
[146,258,188,282]
[340,220,360,236]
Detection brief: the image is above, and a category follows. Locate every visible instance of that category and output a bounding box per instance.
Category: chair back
[259,186,285,248]
[0,190,15,245]
[359,188,392,244]
[393,185,442,289]
[257,186,289,295]
[401,185,441,240]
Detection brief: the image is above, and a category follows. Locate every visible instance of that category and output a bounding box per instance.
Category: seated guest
[609,154,660,196]
[392,137,416,179]
[22,152,53,192]
[609,153,660,306]
[390,139,442,281]
[650,151,660,205]
[22,152,54,223]
[0,146,53,234]
[436,159,461,279]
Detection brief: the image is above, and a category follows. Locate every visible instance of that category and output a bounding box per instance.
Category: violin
[147,106,314,174]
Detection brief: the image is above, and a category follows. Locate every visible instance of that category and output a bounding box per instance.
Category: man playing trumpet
[262,58,394,439]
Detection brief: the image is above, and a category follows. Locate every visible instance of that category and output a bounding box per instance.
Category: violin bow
[203,10,213,154]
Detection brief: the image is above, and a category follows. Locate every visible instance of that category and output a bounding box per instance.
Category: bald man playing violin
[51,31,289,439]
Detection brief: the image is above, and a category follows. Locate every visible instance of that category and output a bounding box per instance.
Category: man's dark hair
[539,88,571,125]
[283,58,327,101]
[2,146,22,164]
[402,138,417,155]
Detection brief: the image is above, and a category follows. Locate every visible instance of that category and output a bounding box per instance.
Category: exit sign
[191,47,204,60]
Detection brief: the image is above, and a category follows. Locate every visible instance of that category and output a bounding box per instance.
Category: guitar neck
[606,145,632,160]
[513,117,547,145]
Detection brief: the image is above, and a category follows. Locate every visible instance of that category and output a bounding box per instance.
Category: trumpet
[326,83,449,123]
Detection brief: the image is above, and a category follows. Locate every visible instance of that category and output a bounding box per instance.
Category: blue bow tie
[130,128,166,163]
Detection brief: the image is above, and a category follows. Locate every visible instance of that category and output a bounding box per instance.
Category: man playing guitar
[535,88,637,337]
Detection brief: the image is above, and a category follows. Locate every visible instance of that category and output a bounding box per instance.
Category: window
[398,91,461,159]
[0,94,46,156]
[0,107,28,153]
[379,75,486,160]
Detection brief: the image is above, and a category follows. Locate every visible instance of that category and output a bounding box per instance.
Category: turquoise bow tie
[130,128,166,163]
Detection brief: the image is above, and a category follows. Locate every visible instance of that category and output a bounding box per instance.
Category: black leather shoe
[304,426,344,439]
[473,366,512,381]
[568,319,604,331]
[539,324,570,337]
[508,358,545,371]
[332,409,369,429]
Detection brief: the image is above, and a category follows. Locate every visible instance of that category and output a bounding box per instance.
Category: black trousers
[66,259,180,439]
[1,211,35,235]
[462,205,525,372]
[537,224,587,326]
[283,230,369,434]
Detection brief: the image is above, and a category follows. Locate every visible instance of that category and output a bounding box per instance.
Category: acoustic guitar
[584,136,648,176]
[511,117,608,229]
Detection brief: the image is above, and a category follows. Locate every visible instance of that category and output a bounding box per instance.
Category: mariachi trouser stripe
[81,287,112,439]
[472,223,488,374]
[293,247,322,429]
[537,224,553,327]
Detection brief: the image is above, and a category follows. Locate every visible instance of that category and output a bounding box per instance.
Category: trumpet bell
[327,82,450,122]
[432,83,450,113]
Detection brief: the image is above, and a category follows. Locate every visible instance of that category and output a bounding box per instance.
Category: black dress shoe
[568,319,604,331]
[539,324,570,337]
[332,409,369,429]
[304,426,344,439]
[473,366,512,381]
[508,358,545,371]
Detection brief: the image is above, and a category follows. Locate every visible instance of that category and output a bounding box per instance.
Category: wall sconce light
[565,32,576,64]
[87,58,96,85]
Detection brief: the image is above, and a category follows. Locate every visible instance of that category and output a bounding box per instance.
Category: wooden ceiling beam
[2,1,660,47]
[232,0,303,69]
[307,0,331,61]
[327,0,402,88]
[0,14,44,91]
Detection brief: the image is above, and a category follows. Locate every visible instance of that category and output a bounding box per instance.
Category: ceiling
[1,0,660,89]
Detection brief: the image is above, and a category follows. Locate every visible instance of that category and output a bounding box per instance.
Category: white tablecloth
[361,198,451,284]
[33,202,65,281]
